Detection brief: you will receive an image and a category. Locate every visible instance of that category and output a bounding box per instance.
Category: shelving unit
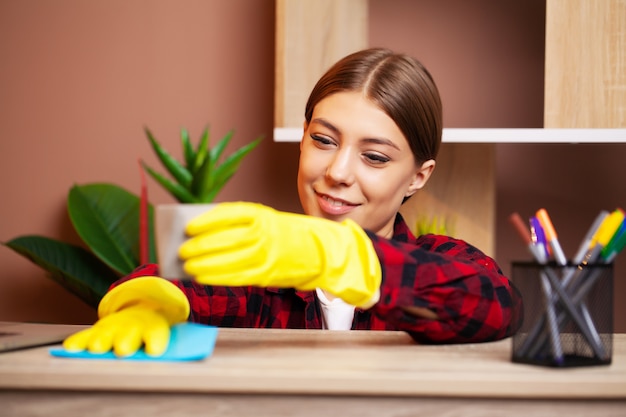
[274,127,626,144]
[274,0,625,255]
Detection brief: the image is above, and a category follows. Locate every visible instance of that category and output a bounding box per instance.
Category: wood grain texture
[545,0,626,127]
[400,143,495,256]
[2,391,625,417]
[274,0,368,127]
[0,328,624,399]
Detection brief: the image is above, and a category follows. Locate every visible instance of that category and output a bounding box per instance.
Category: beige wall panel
[544,0,626,127]
[275,0,368,128]
[401,144,495,256]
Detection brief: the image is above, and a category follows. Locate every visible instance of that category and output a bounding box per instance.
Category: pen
[600,210,626,263]
[603,227,626,263]
[508,212,563,363]
[529,216,549,262]
[572,210,609,265]
[536,208,567,266]
[517,212,606,358]
[528,217,563,364]
[579,209,625,266]
[561,209,626,311]
[531,209,626,360]
[528,210,609,360]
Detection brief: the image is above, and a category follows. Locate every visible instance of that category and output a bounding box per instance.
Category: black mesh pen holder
[511,261,613,367]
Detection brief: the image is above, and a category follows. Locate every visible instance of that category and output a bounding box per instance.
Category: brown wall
[1,1,624,330]
[0,0,301,324]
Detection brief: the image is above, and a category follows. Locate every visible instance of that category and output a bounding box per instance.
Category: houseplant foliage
[142,125,263,278]
[415,214,455,237]
[3,124,263,308]
[3,183,156,307]
[142,126,263,203]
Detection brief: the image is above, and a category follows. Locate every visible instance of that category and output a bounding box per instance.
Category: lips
[316,193,358,216]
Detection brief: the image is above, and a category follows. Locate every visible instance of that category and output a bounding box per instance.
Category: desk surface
[0,327,624,400]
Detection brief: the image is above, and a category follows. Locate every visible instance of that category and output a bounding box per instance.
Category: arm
[367,231,523,344]
[111,264,248,326]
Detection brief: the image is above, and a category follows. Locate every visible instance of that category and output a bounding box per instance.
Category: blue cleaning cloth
[49,322,218,362]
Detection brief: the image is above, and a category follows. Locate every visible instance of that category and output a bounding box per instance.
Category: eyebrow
[310,118,402,151]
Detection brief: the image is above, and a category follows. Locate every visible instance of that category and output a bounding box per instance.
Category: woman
[64,48,522,357]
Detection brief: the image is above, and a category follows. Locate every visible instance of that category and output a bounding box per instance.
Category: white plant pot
[155,203,216,279]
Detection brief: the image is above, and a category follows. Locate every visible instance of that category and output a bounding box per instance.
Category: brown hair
[305,48,443,163]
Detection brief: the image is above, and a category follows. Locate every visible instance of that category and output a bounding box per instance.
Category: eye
[310,134,336,147]
[363,152,391,165]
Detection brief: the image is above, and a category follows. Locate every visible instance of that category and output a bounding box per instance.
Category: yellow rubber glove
[179,202,382,308]
[63,276,190,357]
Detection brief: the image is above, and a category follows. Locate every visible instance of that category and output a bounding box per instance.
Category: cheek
[297,152,318,196]
[362,171,411,202]
[298,148,325,181]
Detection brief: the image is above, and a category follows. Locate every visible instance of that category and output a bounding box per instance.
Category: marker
[529,216,549,263]
[508,212,563,364]
[536,209,567,266]
[533,210,607,361]
[600,209,626,263]
[572,210,609,265]
[603,222,626,263]
[580,209,624,266]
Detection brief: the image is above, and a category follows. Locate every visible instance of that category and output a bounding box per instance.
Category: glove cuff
[321,219,382,308]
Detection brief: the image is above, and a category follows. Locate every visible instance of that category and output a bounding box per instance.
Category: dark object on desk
[510,262,613,367]
[0,321,82,353]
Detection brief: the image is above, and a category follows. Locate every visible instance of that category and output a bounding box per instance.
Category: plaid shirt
[120,214,522,344]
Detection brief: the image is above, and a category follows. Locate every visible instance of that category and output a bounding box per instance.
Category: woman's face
[297,91,435,238]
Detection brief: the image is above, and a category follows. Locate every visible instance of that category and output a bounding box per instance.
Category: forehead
[310,92,408,146]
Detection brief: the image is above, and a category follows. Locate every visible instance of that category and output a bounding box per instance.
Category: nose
[325,148,355,186]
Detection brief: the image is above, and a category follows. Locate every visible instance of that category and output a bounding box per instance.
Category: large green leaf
[68,183,156,275]
[3,236,119,307]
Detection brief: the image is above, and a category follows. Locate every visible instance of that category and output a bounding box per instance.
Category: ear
[405,159,436,198]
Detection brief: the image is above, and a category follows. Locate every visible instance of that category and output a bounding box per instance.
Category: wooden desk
[0,327,625,416]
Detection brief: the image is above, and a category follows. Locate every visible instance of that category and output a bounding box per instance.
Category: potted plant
[2,124,262,307]
[142,126,263,278]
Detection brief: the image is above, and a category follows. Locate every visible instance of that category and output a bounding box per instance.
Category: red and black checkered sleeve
[108,264,251,325]
[367,231,523,344]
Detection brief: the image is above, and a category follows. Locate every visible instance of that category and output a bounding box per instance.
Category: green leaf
[209,130,234,167]
[191,148,215,200]
[143,163,198,203]
[68,183,154,275]
[145,127,192,188]
[192,126,210,174]
[3,236,119,308]
[180,127,196,171]
[205,136,263,201]
[192,130,235,200]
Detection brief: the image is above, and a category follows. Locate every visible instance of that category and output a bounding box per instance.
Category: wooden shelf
[274,0,625,256]
[274,127,626,143]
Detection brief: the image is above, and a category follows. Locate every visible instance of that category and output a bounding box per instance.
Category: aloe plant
[142,126,263,203]
[3,124,261,308]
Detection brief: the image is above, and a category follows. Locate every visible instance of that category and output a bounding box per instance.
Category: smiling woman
[299,91,435,238]
[61,48,523,358]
